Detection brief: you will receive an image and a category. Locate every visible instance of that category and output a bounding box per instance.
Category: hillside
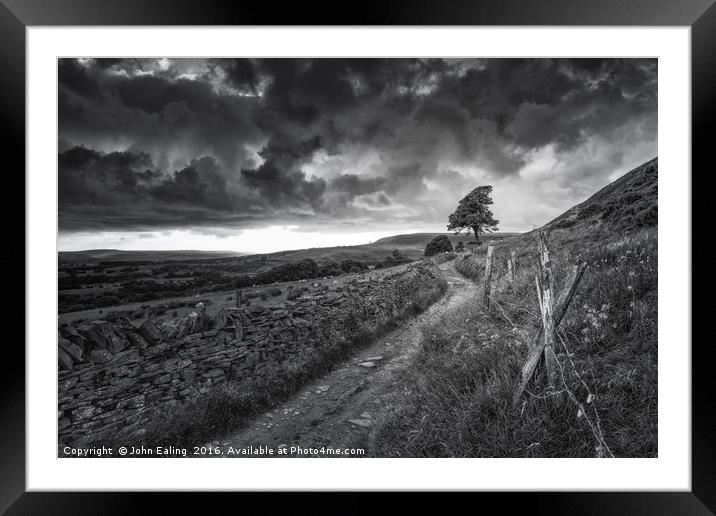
[268,232,513,265]
[372,232,513,248]
[543,157,657,233]
[370,157,659,458]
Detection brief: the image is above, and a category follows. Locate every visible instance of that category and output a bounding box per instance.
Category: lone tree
[447,185,499,245]
[424,235,453,256]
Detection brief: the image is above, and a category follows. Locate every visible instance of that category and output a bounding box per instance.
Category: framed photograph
[5,0,711,511]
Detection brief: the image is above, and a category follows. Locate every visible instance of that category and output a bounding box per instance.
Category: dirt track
[208,261,478,457]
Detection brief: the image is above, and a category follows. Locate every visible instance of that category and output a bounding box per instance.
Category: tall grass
[371,227,657,457]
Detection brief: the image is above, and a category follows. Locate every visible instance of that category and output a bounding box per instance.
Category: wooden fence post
[536,232,561,405]
[508,250,516,281]
[513,259,587,406]
[482,245,494,310]
[235,286,242,308]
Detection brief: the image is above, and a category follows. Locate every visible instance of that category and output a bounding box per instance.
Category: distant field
[58,249,247,264]
[58,262,413,327]
[58,232,516,319]
[59,232,514,266]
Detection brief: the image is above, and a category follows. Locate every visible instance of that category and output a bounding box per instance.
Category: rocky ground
[206,261,477,457]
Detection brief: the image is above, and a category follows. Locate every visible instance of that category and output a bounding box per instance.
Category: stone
[161,358,181,372]
[60,376,78,390]
[77,321,113,350]
[90,349,113,364]
[139,319,163,344]
[58,348,74,370]
[160,322,178,339]
[58,337,83,363]
[153,374,172,385]
[117,394,145,410]
[60,326,88,351]
[181,368,196,382]
[144,343,170,355]
[107,332,129,354]
[358,361,376,368]
[71,406,96,422]
[125,330,149,349]
[347,418,373,428]
[365,356,383,361]
[114,377,139,389]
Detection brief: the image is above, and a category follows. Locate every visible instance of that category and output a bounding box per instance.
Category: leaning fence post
[513,261,586,405]
[483,245,494,310]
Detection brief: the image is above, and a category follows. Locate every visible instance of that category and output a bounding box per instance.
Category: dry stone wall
[58,261,444,446]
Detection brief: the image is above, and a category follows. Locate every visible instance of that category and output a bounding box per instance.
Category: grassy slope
[370,158,658,458]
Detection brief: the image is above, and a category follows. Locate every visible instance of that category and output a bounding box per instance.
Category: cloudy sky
[58,58,657,253]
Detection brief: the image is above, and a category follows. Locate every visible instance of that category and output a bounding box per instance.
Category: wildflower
[587,393,595,404]
[577,408,584,419]
[627,285,633,291]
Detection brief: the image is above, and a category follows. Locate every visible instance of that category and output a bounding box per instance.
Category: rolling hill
[58,249,248,264]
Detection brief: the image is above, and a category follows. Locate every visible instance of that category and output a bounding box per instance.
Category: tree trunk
[472,226,481,244]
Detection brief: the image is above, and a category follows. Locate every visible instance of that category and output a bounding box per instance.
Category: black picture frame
[3,0,711,512]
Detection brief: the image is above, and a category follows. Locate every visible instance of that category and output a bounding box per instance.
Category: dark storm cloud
[58,146,157,206]
[59,58,264,171]
[240,134,326,211]
[58,57,657,232]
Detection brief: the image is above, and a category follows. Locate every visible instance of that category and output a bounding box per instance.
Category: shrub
[392,249,409,262]
[424,235,453,256]
[256,259,320,284]
[340,259,367,273]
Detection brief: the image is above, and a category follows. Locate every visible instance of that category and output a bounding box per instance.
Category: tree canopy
[447,185,499,244]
